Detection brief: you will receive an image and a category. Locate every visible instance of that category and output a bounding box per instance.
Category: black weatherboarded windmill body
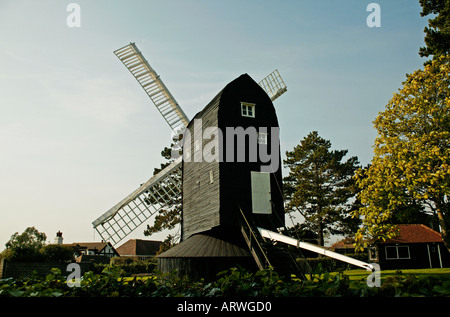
[157,74,296,279]
[93,43,376,281]
[182,74,284,238]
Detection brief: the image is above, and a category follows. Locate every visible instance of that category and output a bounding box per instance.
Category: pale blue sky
[0,1,429,247]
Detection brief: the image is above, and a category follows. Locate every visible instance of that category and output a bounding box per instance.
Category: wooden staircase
[239,209,310,280]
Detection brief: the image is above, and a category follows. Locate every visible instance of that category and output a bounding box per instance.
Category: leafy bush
[306,253,369,272]
[5,246,45,262]
[0,244,75,263]
[0,249,15,261]
[102,257,157,275]
[0,265,449,297]
[39,245,74,263]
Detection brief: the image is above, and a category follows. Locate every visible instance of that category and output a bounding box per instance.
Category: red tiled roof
[381,224,443,244]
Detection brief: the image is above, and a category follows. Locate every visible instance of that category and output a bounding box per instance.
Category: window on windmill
[257,132,268,145]
[251,171,272,214]
[241,102,256,118]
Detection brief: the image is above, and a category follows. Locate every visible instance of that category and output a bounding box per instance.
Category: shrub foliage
[0,265,449,297]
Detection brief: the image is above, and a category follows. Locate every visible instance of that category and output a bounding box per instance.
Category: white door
[251,171,272,214]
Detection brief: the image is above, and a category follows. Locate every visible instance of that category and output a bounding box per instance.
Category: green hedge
[0,244,74,263]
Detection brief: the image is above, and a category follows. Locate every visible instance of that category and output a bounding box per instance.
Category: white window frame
[385,245,410,260]
[241,102,256,118]
[251,171,272,214]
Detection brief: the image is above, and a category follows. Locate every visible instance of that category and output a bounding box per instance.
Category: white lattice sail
[92,158,182,245]
[114,43,189,133]
[258,69,287,101]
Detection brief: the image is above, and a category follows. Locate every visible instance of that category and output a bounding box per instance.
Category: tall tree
[283,131,360,246]
[419,0,450,60]
[5,226,47,261]
[354,55,450,251]
[355,165,435,226]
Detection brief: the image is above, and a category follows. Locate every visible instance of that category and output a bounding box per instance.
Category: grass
[120,267,450,285]
[117,266,450,292]
[342,267,450,283]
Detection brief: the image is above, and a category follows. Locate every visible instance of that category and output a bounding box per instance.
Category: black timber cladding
[182,74,284,240]
[182,91,222,240]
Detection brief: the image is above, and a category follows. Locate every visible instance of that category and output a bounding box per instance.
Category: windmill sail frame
[258,69,287,102]
[92,158,182,245]
[114,43,189,132]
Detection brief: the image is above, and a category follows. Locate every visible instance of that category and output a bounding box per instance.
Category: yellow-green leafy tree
[353,55,450,251]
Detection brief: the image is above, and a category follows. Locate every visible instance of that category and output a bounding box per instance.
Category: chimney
[54,231,63,245]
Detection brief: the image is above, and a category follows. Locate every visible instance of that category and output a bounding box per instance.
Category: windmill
[92,43,375,280]
[92,43,287,246]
